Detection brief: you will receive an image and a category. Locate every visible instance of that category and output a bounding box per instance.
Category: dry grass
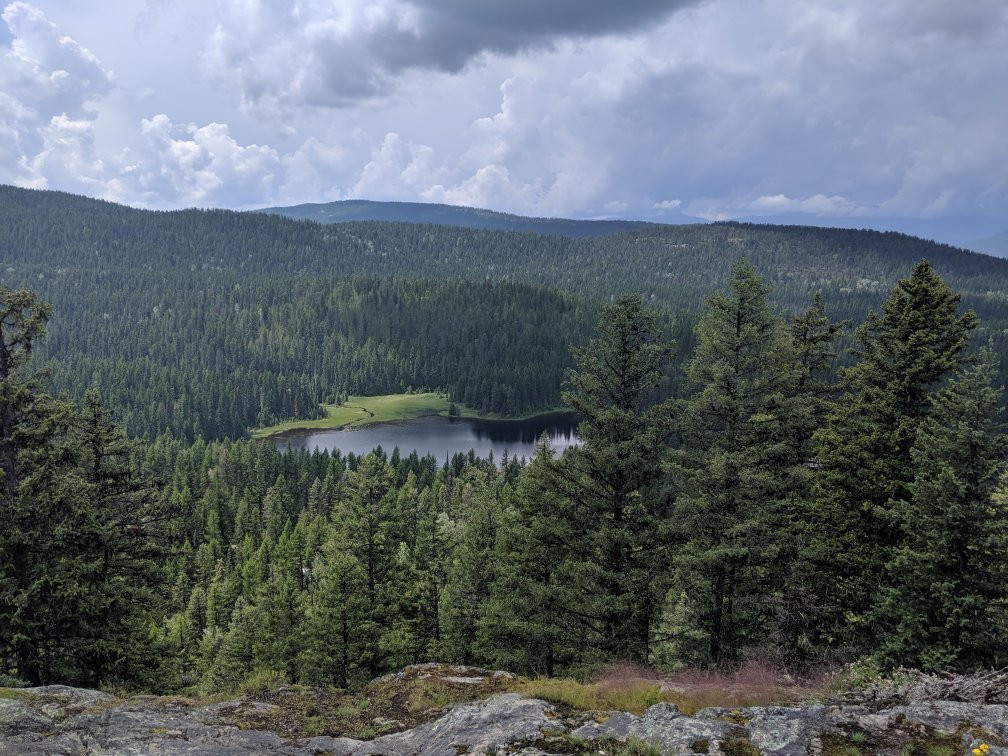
[514,677,669,716]
[660,659,813,713]
[517,660,816,717]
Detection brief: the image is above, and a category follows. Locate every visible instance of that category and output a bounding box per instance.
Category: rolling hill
[257,198,658,237]
[2,184,1007,440]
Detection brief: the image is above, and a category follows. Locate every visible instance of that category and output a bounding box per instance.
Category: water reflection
[272,411,579,461]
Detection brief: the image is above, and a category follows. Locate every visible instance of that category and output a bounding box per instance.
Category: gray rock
[354,693,556,755]
[573,702,739,753]
[744,706,835,755]
[0,696,55,736]
[6,681,1008,756]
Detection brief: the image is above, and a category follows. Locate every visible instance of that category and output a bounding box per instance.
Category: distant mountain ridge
[967,230,1008,258]
[257,199,659,238]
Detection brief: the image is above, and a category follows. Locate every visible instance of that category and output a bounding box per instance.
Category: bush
[237,668,289,696]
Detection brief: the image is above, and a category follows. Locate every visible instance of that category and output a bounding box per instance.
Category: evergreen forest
[3,185,1008,440]
[1,236,1006,692]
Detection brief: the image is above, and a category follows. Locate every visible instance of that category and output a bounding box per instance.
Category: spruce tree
[300,530,366,687]
[673,260,799,666]
[332,452,397,677]
[0,287,61,682]
[778,294,846,662]
[548,295,675,663]
[59,390,175,687]
[438,468,502,665]
[486,439,574,676]
[873,353,1007,670]
[811,260,976,650]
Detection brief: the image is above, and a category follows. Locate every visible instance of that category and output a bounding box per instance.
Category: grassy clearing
[252,392,456,438]
[252,392,569,438]
[516,661,815,718]
[515,678,668,715]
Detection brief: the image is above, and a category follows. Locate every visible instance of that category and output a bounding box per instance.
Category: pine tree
[548,295,675,663]
[299,530,366,688]
[395,487,447,664]
[332,452,397,677]
[873,353,1008,670]
[57,390,176,687]
[0,287,62,683]
[438,468,502,665]
[673,260,799,666]
[486,438,574,676]
[811,260,976,650]
[205,596,257,692]
[777,294,846,662]
[787,293,847,470]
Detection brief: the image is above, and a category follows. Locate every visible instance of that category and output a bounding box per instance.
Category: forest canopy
[1,258,1005,692]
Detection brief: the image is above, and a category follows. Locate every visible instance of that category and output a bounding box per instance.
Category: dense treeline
[2,259,1005,693]
[31,273,601,439]
[3,185,1008,440]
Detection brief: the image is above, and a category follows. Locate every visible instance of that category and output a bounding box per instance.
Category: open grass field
[251,392,464,438]
[252,392,569,439]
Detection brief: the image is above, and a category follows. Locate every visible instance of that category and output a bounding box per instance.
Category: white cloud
[0,1,114,188]
[134,115,281,206]
[748,193,860,216]
[201,0,695,114]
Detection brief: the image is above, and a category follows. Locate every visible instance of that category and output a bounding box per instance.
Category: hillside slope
[257,198,657,237]
[2,184,1007,440]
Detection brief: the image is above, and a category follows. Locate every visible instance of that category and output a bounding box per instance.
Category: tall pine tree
[873,353,1007,670]
[548,295,675,663]
[673,260,799,666]
[811,260,976,651]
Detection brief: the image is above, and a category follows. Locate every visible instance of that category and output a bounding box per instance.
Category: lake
[271,412,580,461]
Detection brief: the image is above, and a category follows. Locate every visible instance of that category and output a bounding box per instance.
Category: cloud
[0,2,114,187]
[1,1,112,112]
[134,114,281,206]
[203,0,698,110]
[654,199,681,210]
[0,0,1005,235]
[748,194,860,216]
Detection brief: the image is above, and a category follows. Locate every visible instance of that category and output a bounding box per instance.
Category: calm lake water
[272,412,580,461]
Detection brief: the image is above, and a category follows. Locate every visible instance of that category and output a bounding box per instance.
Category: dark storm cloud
[392,0,700,71]
[206,0,701,109]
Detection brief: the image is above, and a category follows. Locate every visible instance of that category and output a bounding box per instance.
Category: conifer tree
[873,353,1007,670]
[59,390,175,686]
[778,294,846,661]
[673,260,799,666]
[438,468,502,665]
[332,452,397,677]
[395,486,447,664]
[0,288,62,682]
[811,260,976,650]
[486,439,574,676]
[299,531,366,687]
[205,596,256,692]
[548,295,675,662]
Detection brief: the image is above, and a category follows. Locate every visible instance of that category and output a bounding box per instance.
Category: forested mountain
[258,198,656,237]
[3,265,1005,692]
[2,184,1007,439]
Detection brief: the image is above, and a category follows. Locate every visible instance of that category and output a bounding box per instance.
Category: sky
[1,0,1005,244]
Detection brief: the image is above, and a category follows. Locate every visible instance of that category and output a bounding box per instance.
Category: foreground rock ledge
[2,669,1008,755]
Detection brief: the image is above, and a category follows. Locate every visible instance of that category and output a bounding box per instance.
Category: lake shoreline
[267,411,580,460]
[252,392,570,440]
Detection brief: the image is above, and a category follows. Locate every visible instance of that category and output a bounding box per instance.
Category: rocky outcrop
[3,668,1008,755]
